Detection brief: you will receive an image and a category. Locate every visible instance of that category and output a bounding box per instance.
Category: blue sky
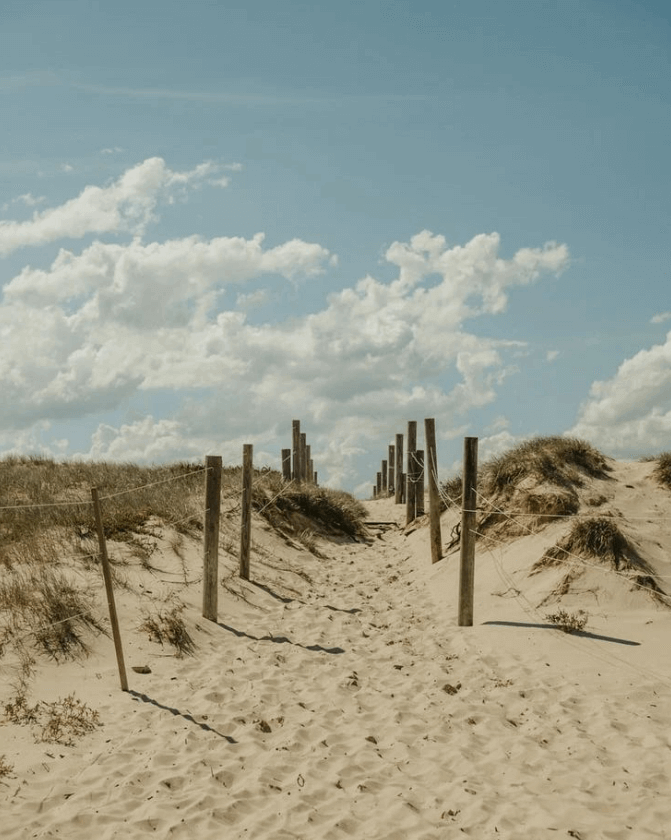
[1,0,670,494]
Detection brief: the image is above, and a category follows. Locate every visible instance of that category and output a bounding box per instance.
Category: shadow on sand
[129,691,238,742]
[482,620,641,646]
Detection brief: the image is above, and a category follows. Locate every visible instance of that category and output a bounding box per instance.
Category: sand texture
[2,459,671,839]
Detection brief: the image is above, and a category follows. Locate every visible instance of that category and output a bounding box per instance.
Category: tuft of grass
[0,566,105,660]
[5,692,100,746]
[139,602,195,657]
[259,484,368,540]
[482,436,609,496]
[534,517,631,572]
[440,436,608,511]
[533,517,666,601]
[652,453,671,490]
[0,754,14,780]
[545,609,588,633]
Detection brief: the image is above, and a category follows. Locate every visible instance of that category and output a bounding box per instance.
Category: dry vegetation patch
[440,436,609,539]
[651,452,671,490]
[533,517,667,604]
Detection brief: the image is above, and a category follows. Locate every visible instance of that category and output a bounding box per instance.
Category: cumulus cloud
[0,157,236,256]
[569,332,671,453]
[546,350,559,362]
[0,217,568,488]
[651,311,671,324]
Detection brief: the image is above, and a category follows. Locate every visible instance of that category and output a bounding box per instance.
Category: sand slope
[2,462,671,839]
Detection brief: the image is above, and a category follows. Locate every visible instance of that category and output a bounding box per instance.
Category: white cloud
[0,209,569,486]
[0,157,236,256]
[546,349,560,362]
[100,146,124,155]
[651,311,671,324]
[570,332,671,453]
[60,163,74,173]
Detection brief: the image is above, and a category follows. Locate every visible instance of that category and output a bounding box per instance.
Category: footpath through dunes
[3,486,671,839]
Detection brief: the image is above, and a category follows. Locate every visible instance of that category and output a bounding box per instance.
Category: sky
[1,0,670,496]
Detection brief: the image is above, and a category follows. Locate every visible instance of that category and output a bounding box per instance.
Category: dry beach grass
[1,441,671,838]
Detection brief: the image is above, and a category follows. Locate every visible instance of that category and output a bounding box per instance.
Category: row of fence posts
[281,419,318,485]
[98,421,321,691]
[96,427,476,693]
[372,418,443,567]
[371,423,479,628]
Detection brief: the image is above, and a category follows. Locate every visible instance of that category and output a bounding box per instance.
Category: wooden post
[425,418,442,564]
[373,486,377,498]
[306,445,312,484]
[91,487,128,692]
[240,444,253,580]
[381,459,388,494]
[376,471,382,496]
[292,420,301,484]
[203,455,222,621]
[458,437,478,626]
[416,449,425,516]
[314,471,318,486]
[406,421,417,525]
[300,433,308,482]
[394,434,404,504]
[281,448,291,482]
[388,444,395,497]
[401,473,407,504]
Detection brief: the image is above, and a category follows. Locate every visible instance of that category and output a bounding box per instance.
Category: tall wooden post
[376,471,382,496]
[306,445,312,484]
[281,448,291,481]
[300,433,308,482]
[416,449,425,516]
[388,444,395,496]
[394,434,404,504]
[425,419,442,564]
[292,420,301,484]
[240,444,253,581]
[458,437,478,626]
[381,459,388,494]
[203,455,222,621]
[91,488,128,692]
[406,421,417,525]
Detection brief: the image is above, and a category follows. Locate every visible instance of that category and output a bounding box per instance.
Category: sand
[2,460,671,839]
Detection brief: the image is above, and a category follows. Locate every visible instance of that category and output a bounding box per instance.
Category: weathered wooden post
[306,445,312,484]
[281,448,291,482]
[300,433,308,482]
[240,444,253,581]
[381,459,388,495]
[416,449,425,516]
[203,455,222,622]
[425,418,442,564]
[292,420,301,484]
[394,434,404,504]
[388,444,395,496]
[91,487,128,691]
[406,421,417,525]
[376,471,382,497]
[458,437,478,626]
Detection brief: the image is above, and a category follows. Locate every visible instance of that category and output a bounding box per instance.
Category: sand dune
[2,459,671,839]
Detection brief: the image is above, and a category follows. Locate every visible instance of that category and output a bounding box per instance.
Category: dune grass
[651,452,671,490]
[0,455,367,668]
[440,436,609,511]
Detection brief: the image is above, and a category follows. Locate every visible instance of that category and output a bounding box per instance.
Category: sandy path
[4,498,671,839]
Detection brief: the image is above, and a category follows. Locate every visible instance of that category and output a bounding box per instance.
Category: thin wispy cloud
[70,81,431,106]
